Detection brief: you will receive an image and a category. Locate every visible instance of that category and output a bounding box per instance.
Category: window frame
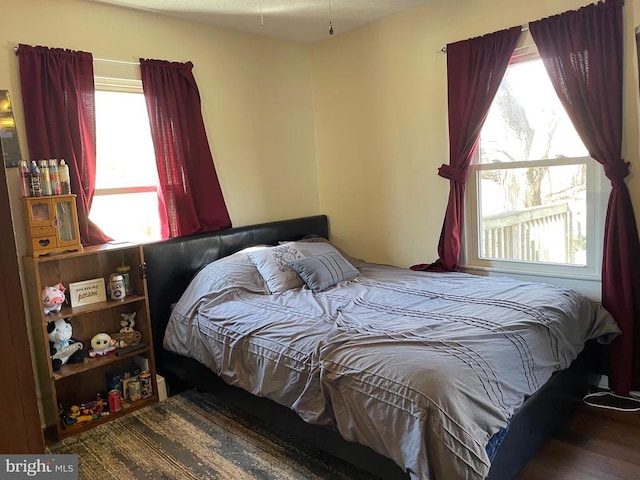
[91,77,161,242]
[461,56,610,296]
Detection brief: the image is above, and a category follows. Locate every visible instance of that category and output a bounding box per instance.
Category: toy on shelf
[47,318,85,371]
[88,332,116,357]
[91,393,107,416]
[62,393,109,426]
[120,312,136,332]
[63,404,99,425]
[110,331,142,349]
[110,311,142,348]
[42,283,66,315]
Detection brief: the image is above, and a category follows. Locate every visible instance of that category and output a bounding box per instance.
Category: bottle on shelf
[18,160,30,197]
[29,160,42,197]
[39,160,52,196]
[49,159,61,195]
[59,159,71,194]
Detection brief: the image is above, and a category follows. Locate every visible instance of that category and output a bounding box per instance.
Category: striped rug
[47,389,372,479]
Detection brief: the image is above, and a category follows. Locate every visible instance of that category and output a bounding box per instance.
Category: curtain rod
[440,25,529,53]
[13,46,139,65]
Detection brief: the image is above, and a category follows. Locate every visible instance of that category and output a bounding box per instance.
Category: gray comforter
[164,257,620,479]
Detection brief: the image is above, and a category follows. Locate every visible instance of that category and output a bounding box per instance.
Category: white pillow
[247,244,305,293]
[196,246,269,293]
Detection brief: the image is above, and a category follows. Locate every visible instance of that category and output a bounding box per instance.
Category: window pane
[478,164,587,265]
[95,91,158,189]
[92,90,162,242]
[90,192,161,243]
[479,59,588,164]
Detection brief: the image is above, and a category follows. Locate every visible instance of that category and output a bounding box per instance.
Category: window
[464,57,609,280]
[90,88,162,243]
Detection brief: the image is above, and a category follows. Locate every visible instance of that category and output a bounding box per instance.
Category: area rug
[47,389,372,480]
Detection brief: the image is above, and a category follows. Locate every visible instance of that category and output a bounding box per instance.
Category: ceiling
[89,0,429,43]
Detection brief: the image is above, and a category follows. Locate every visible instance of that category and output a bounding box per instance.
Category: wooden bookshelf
[23,243,158,440]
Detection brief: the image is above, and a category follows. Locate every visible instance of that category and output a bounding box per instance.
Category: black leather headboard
[142,215,328,374]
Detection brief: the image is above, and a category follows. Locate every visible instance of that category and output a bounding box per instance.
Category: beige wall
[4,0,638,269]
[2,0,320,248]
[311,0,640,268]
[4,0,640,420]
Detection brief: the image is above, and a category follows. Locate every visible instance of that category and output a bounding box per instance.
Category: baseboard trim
[595,375,640,398]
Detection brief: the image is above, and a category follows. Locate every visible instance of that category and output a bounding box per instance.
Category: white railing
[481,203,573,263]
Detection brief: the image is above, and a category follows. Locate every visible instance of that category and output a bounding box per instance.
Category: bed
[143,215,620,480]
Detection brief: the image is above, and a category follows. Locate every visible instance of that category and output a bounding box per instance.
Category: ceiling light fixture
[328,0,334,36]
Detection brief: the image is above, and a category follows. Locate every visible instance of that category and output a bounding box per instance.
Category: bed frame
[143,215,597,479]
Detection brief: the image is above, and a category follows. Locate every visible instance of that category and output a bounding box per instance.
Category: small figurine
[111,312,142,348]
[42,283,66,315]
[91,394,107,416]
[120,312,136,332]
[88,333,117,357]
[64,405,96,424]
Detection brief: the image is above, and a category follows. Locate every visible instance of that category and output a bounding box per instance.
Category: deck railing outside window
[481,203,576,264]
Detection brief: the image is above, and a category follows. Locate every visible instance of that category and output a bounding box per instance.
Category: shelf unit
[23,243,158,441]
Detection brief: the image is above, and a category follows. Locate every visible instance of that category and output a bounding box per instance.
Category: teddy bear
[47,318,85,371]
[42,283,67,315]
[120,311,136,332]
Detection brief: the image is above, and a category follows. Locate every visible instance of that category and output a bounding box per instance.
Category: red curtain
[17,44,111,245]
[139,59,231,238]
[411,27,521,272]
[529,0,640,395]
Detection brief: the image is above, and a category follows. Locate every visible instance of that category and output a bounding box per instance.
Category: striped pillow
[289,251,358,292]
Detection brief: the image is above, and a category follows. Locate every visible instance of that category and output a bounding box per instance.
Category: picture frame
[69,278,107,307]
[0,90,23,168]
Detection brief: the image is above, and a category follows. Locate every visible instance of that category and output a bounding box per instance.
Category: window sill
[461,264,602,301]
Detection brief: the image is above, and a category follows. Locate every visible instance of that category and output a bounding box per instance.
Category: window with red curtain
[529,0,640,396]
[467,55,608,284]
[139,59,231,238]
[17,44,111,245]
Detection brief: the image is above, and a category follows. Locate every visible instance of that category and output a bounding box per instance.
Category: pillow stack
[247,241,358,293]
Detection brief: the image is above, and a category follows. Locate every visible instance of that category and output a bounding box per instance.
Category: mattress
[163,245,620,479]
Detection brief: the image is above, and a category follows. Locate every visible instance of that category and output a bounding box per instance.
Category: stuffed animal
[47,318,85,371]
[42,283,66,315]
[120,312,136,333]
[88,333,116,357]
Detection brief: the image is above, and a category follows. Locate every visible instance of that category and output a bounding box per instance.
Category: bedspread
[164,262,620,479]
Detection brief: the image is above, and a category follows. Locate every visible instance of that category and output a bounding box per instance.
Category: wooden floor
[517,403,640,479]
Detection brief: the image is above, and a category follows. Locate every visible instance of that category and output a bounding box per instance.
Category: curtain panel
[139,59,231,238]
[17,44,111,245]
[529,0,640,395]
[411,27,521,272]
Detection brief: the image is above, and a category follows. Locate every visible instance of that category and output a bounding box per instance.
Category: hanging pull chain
[328,0,334,35]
